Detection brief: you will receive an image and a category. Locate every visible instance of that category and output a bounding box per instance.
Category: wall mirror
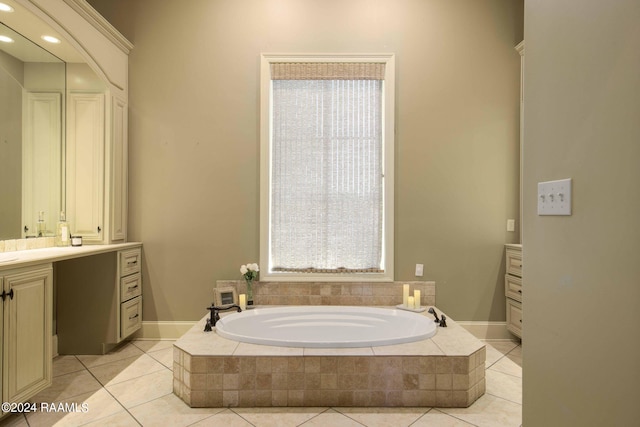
[0,0,106,242]
[0,21,65,239]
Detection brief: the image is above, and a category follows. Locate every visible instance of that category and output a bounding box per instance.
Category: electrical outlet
[415,264,424,277]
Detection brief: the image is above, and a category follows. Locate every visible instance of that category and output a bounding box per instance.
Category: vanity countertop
[0,242,142,271]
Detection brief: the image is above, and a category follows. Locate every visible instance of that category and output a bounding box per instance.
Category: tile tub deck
[173,307,485,408]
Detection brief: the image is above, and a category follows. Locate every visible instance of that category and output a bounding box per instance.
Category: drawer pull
[129,313,139,320]
[518,290,522,293]
[127,285,139,291]
[127,260,138,266]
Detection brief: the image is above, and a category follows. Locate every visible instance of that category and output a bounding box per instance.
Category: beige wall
[523,0,640,425]
[89,0,523,322]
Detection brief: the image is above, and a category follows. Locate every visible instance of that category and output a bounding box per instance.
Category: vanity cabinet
[0,265,53,408]
[56,246,142,354]
[505,244,522,338]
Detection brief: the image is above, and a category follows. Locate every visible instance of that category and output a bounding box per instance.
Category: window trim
[259,53,395,282]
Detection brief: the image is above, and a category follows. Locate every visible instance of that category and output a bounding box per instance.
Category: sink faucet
[204,304,242,331]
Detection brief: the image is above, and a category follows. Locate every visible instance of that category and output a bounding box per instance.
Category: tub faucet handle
[439,314,447,327]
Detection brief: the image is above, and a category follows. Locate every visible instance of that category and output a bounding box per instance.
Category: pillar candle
[407,296,415,309]
[414,290,421,310]
[239,294,247,310]
[403,284,410,307]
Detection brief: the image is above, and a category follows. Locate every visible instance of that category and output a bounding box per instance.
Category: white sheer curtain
[270,74,384,273]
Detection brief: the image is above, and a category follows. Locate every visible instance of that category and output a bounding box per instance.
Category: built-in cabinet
[0,265,52,410]
[57,246,142,354]
[66,91,128,244]
[505,244,522,338]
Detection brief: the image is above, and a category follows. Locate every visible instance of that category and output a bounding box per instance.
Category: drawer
[121,296,142,338]
[119,248,141,277]
[506,298,522,338]
[120,273,142,302]
[505,274,522,302]
[506,248,522,278]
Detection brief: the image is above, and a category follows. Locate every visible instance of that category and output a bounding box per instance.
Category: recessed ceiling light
[41,35,61,44]
[0,35,14,43]
[0,3,14,13]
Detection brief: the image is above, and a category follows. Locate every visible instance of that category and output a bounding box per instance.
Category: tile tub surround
[173,309,485,408]
[216,280,436,307]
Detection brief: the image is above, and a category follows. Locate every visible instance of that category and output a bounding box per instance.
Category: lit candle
[407,296,415,309]
[403,284,410,307]
[239,294,247,310]
[414,290,421,310]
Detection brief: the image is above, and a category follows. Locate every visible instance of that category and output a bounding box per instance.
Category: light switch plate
[415,264,424,277]
[538,178,572,215]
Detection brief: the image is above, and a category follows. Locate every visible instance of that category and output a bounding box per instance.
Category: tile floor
[0,339,521,427]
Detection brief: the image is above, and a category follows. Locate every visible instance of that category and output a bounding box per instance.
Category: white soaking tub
[214,305,437,348]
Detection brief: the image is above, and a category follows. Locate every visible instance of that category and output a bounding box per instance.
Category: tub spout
[427,307,440,323]
[204,304,242,331]
[439,314,447,327]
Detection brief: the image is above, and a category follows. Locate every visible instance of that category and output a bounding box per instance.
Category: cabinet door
[109,95,128,242]
[3,266,52,403]
[67,93,105,243]
[22,92,62,238]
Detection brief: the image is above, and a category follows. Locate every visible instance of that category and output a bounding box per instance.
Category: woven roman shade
[270,62,386,80]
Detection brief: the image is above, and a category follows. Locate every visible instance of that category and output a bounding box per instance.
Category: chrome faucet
[204,304,242,331]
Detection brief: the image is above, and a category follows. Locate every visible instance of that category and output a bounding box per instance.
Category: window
[260,54,395,282]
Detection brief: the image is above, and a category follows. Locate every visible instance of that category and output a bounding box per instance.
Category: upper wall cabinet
[9,0,133,244]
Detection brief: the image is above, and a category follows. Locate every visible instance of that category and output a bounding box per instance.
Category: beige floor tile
[189,409,254,426]
[88,353,168,386]
[412,409,476,426]
[76,342,144,368]
[82,410,141,426]
[31,370,102,402]
[128,392,224,426]
[486,369,522,404]
[0,413,28,427]
[147,346,174,368]
[106,369,173,408]
[439,394,522,427]
[336,407,428,427]
[53,355,85,377]
[25,388,124,427]
[299,409,364,426]
[232,407,327,427]
[489,353,522,378]
[483,341,519,368]
[132,339,176,353]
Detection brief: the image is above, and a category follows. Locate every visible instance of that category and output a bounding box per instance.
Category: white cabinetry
[0,265,52,410]
[505,244,522,338]
[67,92,105,243]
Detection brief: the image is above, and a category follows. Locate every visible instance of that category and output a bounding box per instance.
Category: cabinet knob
[97,226,102,233]
[1,289,14,301]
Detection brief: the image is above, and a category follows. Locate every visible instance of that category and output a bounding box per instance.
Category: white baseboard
[133,321,197,340]
[457,321,516,341]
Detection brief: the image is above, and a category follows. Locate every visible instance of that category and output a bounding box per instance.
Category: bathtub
[214,305,437,348]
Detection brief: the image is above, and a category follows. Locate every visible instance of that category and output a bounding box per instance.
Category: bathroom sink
[0,253,19,263]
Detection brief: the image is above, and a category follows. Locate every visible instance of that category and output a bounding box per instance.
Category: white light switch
[507,219,515,232]
[415,264,424,277]
[538,178,572,215]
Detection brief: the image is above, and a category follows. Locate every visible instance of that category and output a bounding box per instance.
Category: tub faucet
[428,307,440,323]
[204,304,242,331]
[439,314,447,327]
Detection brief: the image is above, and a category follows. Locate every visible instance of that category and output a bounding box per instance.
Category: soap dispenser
[37,211,46,237]
[55,211,70,247]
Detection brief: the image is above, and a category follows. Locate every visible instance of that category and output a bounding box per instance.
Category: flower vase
[245,279,254,306]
